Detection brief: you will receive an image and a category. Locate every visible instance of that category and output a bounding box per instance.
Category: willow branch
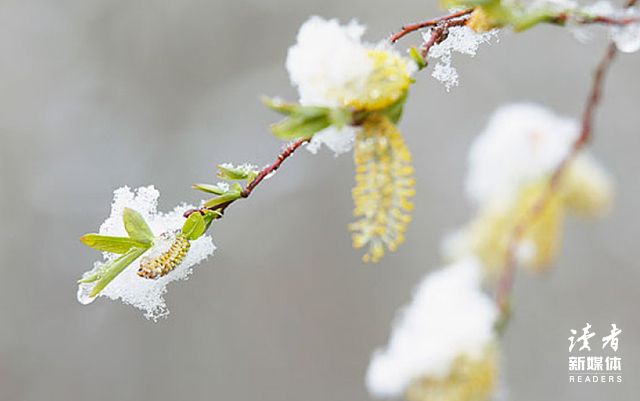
[184,138,307,217]
[495,28,627,315]
[420,18,469,58]
[390,9,473,43]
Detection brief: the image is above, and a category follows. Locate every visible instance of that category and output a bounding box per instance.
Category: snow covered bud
[77,186,215,320]
[286,16,415,111]
[192,162,264,211]
[349,114,415,262]
[266,16,415,155]
[405,348,498,401]
[467,7,505,33]
[444,103,613,276]
[367,259,499,400]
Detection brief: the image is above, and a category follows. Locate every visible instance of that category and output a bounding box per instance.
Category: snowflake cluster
[77,186,215,320]
[428,26,498,90]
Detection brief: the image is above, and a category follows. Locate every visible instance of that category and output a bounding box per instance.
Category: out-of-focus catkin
[405,346,498,401]
[350,114,415,262]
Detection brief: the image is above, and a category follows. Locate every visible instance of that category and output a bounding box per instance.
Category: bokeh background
[1,1,639,400]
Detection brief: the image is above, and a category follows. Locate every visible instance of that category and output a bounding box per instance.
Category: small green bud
[408,47,426,70]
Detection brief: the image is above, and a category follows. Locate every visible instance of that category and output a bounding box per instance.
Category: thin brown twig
[495,36,624,316]
[391,8,640,47]
[184,138,307,218]
[551,13,640,26]
[420,18,468,58]
[390,9,473,43]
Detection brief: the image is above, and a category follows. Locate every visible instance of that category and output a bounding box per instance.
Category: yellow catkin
[349,114,415,263]
[467,8,497,33]
[137,234,190,279]
[562,156,613,217]
[464,181,564,276]
[405,347,498,401]
[345,49,413,111]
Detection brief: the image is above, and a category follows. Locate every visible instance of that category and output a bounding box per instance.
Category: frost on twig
[427,26,498,90]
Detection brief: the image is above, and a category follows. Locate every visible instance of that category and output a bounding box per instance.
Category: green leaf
[262,97,329,118]
[511,7,559,31]
[88,247,147,297]
[182,212,207,240]
[270,115,331,140]
[203,192,242,209]
[202,209,221,229]
[192,183,227,195]
[122,208,154,242]
[217,165,253,180]
[408,47,426,71]
[80,234,150,253]
[382,93,407,124]
[328,107,353,128]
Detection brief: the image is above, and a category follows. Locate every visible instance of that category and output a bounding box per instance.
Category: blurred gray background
[0,1,638,400]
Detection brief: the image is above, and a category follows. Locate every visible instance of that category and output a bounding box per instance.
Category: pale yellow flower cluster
[350,114,415,262]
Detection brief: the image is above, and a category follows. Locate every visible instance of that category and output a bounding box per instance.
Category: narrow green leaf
[88,247,147,297]
[270,115,331,140]
[78,270,103,284]
[203,192,242,209]
[382,93,407,124]
[202,209,221,230]
[193,183,229,195]
[408,47,426,70]
[182,212,207,240]
[262,97,329,118]
[217,165,251,180]
[122,208,154,242]
[80,234,150,253]
[328,107,353,128]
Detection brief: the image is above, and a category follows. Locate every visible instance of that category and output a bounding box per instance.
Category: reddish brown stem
[420,19,468,58]
[495,40,621,316]
[389,9,473,43]
[241,138,306,197]
[184,138,307,218]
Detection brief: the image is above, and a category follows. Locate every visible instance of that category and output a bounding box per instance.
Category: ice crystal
[427,26,498,90]
[366,259,498,397]
[77,186,215,320]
